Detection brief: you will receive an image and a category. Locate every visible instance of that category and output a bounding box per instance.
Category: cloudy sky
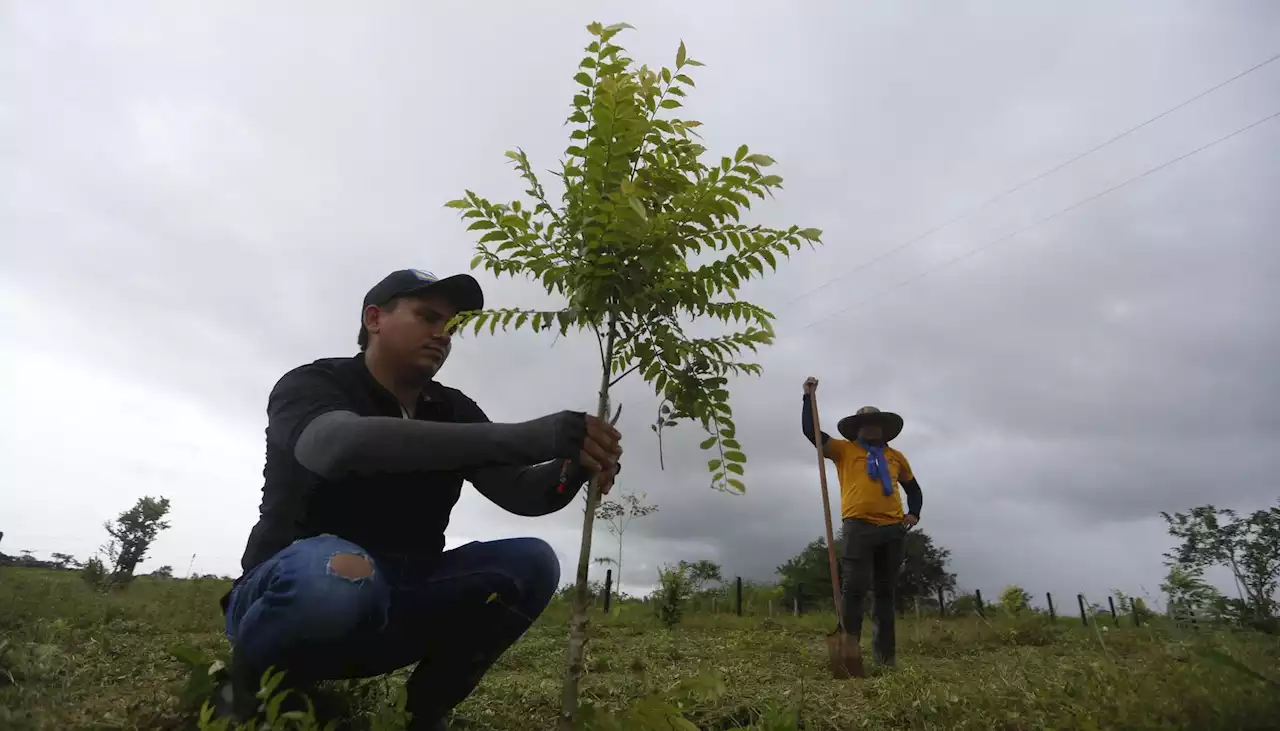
[3,1,1278,608]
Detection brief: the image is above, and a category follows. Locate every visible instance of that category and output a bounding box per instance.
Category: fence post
[937,585,946,617]
[1077,594,1088,626]
[796,582,803,616]
[975,589,986,618]
[1046,592,1056,620]
[768,599,774,618]
[603,569,613,614]
[1133,598,1144,627]
[1107,596,1119,627]
[736,577,743,617]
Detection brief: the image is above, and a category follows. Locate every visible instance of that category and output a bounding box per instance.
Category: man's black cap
[362,269,485,314]
[358,270,484,348]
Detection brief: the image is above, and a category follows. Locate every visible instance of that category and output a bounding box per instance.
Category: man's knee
[286,550,388,638]
[328,552,374,580]
[515,537,561,596]
[484,537,560,609]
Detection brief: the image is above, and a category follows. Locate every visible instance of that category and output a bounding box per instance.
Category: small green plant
[998,614,1064,647]
[656,563,695,628]
[195,667,337,731]
[950,592,980,617]
[998,584,1032,615]
[169,644,229,715]
[579,672,736,730]
[80,556,107,591]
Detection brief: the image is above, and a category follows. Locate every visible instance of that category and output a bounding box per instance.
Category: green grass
[2,567,1279,730]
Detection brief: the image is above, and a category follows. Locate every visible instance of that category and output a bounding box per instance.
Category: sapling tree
[998,584,1032,615]
[445,21,820,727]
[594,487,658,596]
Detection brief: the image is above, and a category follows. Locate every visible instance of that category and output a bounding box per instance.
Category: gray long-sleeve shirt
[235,354,593,579]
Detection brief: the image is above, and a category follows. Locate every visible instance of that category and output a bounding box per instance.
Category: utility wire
[790,108,1280,336]
[779,51,1280,310]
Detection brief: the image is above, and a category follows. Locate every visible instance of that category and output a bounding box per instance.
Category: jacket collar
[351,352,442,415]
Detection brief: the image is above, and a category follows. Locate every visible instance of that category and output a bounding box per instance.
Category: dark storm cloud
[3,1,1278,606]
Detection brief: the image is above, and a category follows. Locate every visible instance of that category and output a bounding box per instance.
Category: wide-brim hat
[837,406,904,442]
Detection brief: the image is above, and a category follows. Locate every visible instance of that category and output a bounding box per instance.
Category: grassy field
[2,567,1279,730]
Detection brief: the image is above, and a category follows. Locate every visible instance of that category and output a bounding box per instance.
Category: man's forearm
[801,394,831,446]
[902,478,923,517]
[294,410,583,479]
[468,461,591,517]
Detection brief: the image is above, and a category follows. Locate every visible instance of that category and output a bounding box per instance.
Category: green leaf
[660,99,682,109]
[734,144,748,163]
[798,227,823,241]
[724,451,745,463]
[674,74,695,86]
[444,199,470,209]
[707,459,722,471]
[479,231,507,243]
[574,72,593,86]
[698,436,716,449]
[467,220,496,231]
[725,463,744,475]
[469,254,484,270]
[744,153,775,167]
[676,40,687,68]
[628,196,648,221]
[727,478,745,492]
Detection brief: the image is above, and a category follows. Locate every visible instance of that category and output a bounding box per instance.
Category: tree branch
[608,363,641,387]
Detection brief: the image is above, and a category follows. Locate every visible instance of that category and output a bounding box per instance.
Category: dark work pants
[224,533,559,728]
[840,518,907,664]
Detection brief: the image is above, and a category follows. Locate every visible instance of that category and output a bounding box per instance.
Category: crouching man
[217,269,622,730]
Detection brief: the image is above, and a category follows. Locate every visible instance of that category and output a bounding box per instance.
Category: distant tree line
[775,527,957,614]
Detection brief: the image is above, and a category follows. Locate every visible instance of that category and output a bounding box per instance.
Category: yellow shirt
[828,439,914,524]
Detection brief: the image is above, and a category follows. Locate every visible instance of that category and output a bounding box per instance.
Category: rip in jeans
[326,551,375,582]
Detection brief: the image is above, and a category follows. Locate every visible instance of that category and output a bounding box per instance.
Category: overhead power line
[780,50,1280,310]
[790,108,1280,336]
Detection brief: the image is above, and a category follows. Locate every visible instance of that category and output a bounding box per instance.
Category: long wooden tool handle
[809,390,844,627]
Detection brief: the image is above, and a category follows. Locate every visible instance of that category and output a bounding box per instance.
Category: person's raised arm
[272,366,589,480]
[801,377,837,460]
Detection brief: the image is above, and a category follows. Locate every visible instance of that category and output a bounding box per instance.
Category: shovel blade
[826,629,865,679]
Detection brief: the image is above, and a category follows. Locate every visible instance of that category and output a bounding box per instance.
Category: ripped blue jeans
[223,534,560,724]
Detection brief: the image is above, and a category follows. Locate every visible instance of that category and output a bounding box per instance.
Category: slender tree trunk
[559,324,615,730]
[616,534,624,606]
[1229,556,1244,599]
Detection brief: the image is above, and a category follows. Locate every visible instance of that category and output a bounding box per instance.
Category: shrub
[80,557,108,591]
[656,564,695,628]
[950,593,981,616]
[999,584,1032,615]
